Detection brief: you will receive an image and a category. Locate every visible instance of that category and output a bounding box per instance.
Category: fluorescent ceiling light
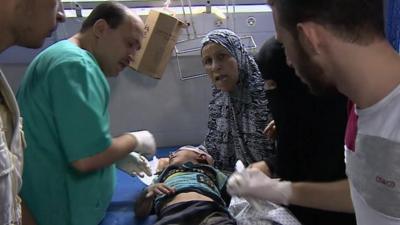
[64,4,271,18]
[62,0,133,1]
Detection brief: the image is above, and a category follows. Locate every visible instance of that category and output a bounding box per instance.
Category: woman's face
[201,43,239,92]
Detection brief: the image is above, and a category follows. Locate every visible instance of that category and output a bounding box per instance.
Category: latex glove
[116,152,152,177]
[247,161,272,177]
[227,170,292,205]
[129,130,156,157]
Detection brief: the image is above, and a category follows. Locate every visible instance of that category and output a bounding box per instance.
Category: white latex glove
[129,130,156,157]
[227,170,292,205]
[116,152,152,177]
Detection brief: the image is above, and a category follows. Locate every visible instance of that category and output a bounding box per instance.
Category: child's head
[168,145,214,166]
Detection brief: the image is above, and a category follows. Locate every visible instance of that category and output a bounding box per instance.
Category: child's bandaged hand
[116,152,152,177]
[130,152,152,177]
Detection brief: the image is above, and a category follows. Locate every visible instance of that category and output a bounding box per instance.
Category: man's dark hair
[268,0,385,44]
[80,1,128,32]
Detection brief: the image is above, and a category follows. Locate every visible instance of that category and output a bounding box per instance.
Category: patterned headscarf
[201,29,275,172]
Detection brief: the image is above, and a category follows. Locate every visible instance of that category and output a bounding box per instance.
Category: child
[134,145,236,225]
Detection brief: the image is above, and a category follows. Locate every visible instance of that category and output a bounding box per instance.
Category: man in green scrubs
[17,2,155,225]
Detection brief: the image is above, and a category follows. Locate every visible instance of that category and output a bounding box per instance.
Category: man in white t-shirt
[228,0,400,224]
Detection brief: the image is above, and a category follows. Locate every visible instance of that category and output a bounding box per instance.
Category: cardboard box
[130,10,186,79]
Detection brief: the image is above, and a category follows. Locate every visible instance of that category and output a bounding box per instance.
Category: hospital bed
[99,146,301,225]
[99,147,178,225]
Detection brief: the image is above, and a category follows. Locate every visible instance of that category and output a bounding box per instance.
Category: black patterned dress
[202,29,275,172]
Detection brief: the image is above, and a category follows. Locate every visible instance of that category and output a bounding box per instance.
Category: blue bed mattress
[99,147,178,225]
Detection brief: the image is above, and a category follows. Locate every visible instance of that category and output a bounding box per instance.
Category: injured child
[134,145,235,225]
[134,145,301,225]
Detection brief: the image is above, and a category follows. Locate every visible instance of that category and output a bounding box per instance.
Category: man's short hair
[80,1,128,32]
[269,0,385,44]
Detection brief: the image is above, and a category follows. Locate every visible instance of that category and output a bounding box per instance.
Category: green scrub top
[18,40,114,225]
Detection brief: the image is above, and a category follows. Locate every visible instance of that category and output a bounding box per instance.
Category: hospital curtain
[386,0,400,52]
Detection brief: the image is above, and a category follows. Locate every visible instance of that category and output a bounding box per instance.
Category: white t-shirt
[345,84,400,225]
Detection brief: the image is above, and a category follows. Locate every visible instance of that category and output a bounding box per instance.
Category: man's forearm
[290,179,354,213]
[72,134,135,172]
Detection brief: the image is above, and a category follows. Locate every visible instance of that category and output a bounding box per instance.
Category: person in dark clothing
[228,37,356,225]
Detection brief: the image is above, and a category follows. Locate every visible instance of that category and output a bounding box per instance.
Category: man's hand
[263,120,277,140]
[129,130,156,157]
[116,152,152,177]
[227,170,292,205]
[247,161,272,176]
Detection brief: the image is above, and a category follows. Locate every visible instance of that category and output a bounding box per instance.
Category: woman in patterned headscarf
[201,29,275,172]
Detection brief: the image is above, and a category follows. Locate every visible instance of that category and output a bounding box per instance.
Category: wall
[0,9,275,147]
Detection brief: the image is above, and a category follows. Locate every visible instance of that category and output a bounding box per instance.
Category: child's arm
[156,158,170,173]
[134,183,176,217]
[134,187,155,218]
